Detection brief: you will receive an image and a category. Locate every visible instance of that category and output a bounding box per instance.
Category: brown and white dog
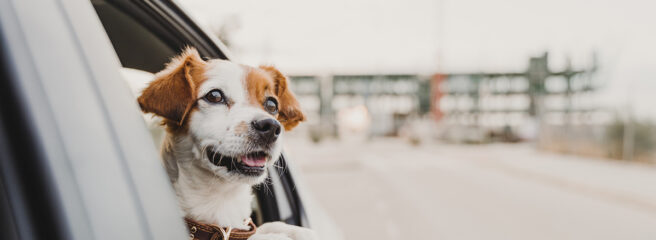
[137,47,317,240]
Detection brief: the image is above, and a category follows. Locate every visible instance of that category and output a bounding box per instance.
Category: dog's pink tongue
[241,155,266,167]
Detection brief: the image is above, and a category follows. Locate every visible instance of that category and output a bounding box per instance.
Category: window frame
[0,0,310,239]
[90,0,310,228]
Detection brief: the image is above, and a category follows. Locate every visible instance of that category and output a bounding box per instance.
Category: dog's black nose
[252,118,281,142]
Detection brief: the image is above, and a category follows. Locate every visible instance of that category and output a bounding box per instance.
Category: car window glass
[92,1,176,73]
[269,169,293,221]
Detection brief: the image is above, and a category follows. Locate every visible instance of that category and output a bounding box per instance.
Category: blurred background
[180,0,656,239]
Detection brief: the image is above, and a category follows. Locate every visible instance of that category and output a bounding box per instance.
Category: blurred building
[290,52,600,139]
[290,74,431,138]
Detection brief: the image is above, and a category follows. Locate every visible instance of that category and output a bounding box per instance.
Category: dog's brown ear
[260,66,305,131]
[138,47,206,126]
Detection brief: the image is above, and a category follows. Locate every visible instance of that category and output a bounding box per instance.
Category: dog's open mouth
[205,148,268,176]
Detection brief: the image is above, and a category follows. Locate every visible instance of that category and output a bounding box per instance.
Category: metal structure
[290,74,431,137]
[436,53,599,129]
[289,52,599,139]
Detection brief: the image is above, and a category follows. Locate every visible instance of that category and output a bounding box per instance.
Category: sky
[178,0,656,119]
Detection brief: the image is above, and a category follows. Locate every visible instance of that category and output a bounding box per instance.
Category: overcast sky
[179,0,656,119]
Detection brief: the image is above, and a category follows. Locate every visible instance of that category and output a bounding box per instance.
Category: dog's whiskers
[200,145,209,161]
[218,154,225,166]
[263,177,273,195]
[256,177,273,196]
[231,158,240,174]
[272,161,286,178]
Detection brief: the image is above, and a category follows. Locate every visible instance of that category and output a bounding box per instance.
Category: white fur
[159,59,275,229]
[253,222,319,240]
[145,59,317,239]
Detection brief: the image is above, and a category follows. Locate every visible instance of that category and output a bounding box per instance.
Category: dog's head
[138,47,304,184]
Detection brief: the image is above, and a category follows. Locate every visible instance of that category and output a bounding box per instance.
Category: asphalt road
[284,137,656,240]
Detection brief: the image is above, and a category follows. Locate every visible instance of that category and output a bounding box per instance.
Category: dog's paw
[248,233,292,240]
[254,222,319,240]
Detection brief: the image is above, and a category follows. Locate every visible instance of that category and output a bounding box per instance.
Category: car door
[0,0,188,239]
[0,0,310,239]
[89,0,310,228]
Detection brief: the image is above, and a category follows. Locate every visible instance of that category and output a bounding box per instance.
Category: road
[284,136,656,240]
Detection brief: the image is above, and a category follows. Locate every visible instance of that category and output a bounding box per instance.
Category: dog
[137,47,317,240]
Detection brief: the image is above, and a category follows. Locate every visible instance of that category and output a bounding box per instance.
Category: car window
[92,0,178,73]
[90,0,302,228]
[269,169,294,221]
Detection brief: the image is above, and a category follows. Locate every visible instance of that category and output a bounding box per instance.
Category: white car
[0,0,340,239]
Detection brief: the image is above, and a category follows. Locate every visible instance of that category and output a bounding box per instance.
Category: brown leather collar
[185,218,257,240]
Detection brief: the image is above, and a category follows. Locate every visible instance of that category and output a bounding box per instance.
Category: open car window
[92,0,184,72]
[90,0,306,228]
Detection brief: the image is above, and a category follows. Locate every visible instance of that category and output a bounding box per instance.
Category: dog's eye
[204,89,225,104]
[263,97,278,115]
